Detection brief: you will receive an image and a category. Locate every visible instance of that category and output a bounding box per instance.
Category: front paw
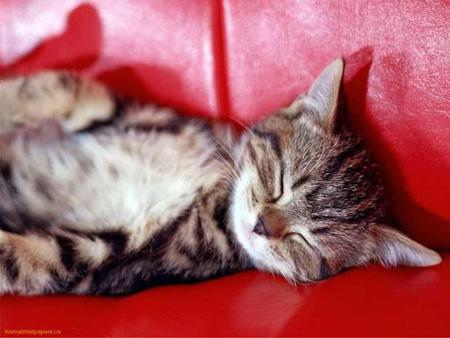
[15,119,66,145]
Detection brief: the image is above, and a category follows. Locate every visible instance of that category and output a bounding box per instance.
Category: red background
[1,1,449,336]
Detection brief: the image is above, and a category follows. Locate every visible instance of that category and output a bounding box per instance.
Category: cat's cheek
[249,236,271,262]
[230,212,254,252]
[230,202,260,263]
[236,229,272,268]
[230,196,254,242]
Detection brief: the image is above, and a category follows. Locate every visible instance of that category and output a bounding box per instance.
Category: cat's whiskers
[211,140,241,183]
[229,116,256,138]
[213,136,240,168]
[211,151,238,182]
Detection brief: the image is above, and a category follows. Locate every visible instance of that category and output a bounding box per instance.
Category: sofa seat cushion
[1,255,449,336]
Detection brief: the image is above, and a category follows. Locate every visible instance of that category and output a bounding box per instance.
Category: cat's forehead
[247,113,334,162]
[263,109,332,137]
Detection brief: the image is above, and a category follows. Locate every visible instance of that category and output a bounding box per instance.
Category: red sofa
[1,1,449,336]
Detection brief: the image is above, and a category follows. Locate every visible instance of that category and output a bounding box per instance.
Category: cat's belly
[10,127,226,236]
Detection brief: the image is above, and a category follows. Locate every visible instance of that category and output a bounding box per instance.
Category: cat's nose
[253,217,270,237]
[254,207,289,238]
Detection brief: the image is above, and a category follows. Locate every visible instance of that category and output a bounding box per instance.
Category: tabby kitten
[0,59,441,295]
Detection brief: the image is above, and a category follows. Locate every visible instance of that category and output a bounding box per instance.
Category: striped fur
[0,60,440,295]
[0,71,248,295]
[230,60,441,282]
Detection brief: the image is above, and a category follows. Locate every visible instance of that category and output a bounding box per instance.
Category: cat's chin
[243,238,298,282]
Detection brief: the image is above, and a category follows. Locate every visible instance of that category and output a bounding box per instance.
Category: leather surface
[1,256,450,336]
[0,0,223,118]
[1,1,449,336]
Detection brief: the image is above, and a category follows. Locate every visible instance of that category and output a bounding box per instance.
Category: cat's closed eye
[291,175,310,190]
[231,58,441,283]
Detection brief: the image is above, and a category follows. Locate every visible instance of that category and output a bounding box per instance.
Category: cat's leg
[0,71,116,134]
[0,230,53,295]
[0,229,70,295]
[0,227,126,295]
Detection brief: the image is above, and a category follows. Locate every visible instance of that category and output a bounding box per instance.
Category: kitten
[0,59,441,295]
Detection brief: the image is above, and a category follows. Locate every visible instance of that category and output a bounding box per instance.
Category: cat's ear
[284,59,343,130]
[373,226,441,267]
[303,58,343,130]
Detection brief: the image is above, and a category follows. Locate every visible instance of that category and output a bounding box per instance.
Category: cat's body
[0,72,249,295]
[0,60,441,295]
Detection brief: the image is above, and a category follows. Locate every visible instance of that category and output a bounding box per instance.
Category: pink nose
[253,218,270,237]
[253,207,289,238]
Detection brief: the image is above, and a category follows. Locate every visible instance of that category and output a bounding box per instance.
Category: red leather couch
[1,1,449,336]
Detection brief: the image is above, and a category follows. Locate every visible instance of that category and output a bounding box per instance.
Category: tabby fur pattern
[0,60,440,295]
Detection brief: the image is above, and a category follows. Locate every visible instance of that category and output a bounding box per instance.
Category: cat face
[230,59,441,282]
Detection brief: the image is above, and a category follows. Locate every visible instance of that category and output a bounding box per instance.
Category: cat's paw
[11,119,66,146]
[21,119,65,142]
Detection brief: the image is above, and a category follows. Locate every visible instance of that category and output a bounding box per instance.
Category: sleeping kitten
[0,59,441,295]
